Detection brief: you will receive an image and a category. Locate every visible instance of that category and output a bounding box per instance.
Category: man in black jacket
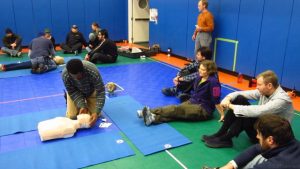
[84,29,118,63]
[1,28,22,57]
[60,25,87,55]
[203,114,300,169]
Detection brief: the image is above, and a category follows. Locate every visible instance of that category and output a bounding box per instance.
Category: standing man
[1,28,22,57]
[62,59,105,127]
[85,29,118,64]
[60,25,87,55]
[202,70,294,148]
[192,0,214,55]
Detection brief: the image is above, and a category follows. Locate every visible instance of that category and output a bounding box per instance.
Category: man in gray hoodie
[202,70,294,148]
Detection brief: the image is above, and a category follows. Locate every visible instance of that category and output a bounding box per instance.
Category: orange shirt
[196,10,214,33]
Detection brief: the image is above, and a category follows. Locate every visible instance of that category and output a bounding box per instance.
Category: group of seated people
[136,46,300,168]
[0,22,118,74]
[1,23,299,168]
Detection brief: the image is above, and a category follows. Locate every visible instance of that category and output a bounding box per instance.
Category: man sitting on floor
[60,25,87,55]
[203,114,300,169]
[202,70,294,148]
[84,29,118,64]
[161,47,212,102]
[1,28,22,57]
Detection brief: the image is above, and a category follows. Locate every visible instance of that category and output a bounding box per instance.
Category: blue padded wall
[281,0,300,90]
[149,0,167,51]
[185,0,200,59]
[235,0,264,76]
[84,0,100,39]
[0,0,127,45]
[12,0,35,45]
[31,0,53,35]
[213,0,240,70]
[0,0,16,47]
[215,41,235,71]
[255,0,293,80]
[50,0,70,44]
[164,0,188,57]
[67,0,86,38]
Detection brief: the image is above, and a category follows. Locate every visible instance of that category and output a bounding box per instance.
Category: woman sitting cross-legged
[138,60,223,126]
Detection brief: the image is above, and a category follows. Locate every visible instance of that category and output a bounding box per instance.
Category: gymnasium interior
[0,0,299,169]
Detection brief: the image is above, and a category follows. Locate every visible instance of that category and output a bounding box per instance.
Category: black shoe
[162,87,177,96]
[201,134,219,142]
[205,137,233,148]
[177,93,190,102]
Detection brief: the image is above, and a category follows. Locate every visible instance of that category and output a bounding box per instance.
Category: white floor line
[0,93,64,104]
[148,58,181,71]
[221,84,238,92]
[165,150,188,169]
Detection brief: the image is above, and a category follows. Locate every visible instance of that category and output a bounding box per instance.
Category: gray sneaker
[142,106,155,126]
[137,109,143,118]
[17,52,22,57]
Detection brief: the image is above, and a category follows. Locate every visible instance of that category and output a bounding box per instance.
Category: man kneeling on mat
[137,60,223,126]
[62,59,105,127]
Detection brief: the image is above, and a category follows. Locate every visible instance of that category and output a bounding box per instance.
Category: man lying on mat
[0,56,64,72]
[62,59,105,127]
[202,70,294,148]
[137,60,223,125]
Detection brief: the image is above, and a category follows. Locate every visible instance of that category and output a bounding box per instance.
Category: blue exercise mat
[0,108,65,136]
[0,114,133,169]
[0,131,134,169]
[0,56,82,79]
[103,95,191,155]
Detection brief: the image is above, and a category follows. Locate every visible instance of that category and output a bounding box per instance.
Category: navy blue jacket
[234,139,300,169]
[189,74,221,115]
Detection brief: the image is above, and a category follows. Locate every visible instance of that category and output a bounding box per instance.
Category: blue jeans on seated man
[30,56,57,74]
[1,46,22,56]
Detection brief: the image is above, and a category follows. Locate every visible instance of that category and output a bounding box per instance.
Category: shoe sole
[137,110,143,118]
[205,142,233,148]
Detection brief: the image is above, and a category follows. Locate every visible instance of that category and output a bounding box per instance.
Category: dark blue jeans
[4,61,32,71]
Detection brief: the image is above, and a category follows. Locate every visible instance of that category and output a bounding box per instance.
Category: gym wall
[149,0,300,90]
[0,0,127,45]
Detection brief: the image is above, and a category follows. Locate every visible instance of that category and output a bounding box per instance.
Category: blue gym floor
[0,57,299,169]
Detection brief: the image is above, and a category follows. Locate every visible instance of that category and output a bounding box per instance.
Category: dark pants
[90,53,117,64]
[218,95,258,142]
[3,61,32,71]
[151,100,211,123]
[60,43,82,53]
[177,81,194,94]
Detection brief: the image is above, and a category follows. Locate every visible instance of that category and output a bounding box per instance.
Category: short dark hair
[255,114,294,146]
[99,29,109,39]
[66,59,84,74]
[92,22,99,28]
[198,47,212,60]
[5,28,13,34]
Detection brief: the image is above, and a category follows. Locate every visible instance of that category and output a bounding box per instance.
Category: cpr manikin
[38,114,91,141]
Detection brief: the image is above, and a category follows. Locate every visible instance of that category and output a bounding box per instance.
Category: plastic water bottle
[237,73,243,83]
[140,55,146,60]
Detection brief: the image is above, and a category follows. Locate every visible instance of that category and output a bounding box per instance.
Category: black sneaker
[162,87,177,96]
[177,93,190,102]
[205,137,233,148]
[201,133,224,142]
